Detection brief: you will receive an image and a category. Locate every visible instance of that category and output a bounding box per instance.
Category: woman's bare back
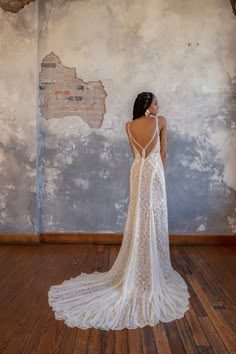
[126,115,166,161]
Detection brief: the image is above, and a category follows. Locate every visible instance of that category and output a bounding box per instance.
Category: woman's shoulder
[125,115,166,127]
[157,115,167,130]
[158,115,167,122]
[125,121,130,130]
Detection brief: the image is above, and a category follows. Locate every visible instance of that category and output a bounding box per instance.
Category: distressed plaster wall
[0,1,37,233]
[0,0,235,235]
[38,0,236,235]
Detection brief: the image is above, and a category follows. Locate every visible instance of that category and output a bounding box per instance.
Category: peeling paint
[0,0,35,13]
[73,178,89,190]
[228,208,236,233]
[98,169,110,179]
[196,224,206,232]
[39,52,107,127]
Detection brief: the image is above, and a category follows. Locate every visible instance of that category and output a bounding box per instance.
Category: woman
[48,92,190,330]
[126,92,167,169]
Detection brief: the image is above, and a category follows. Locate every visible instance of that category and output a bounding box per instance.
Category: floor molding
[0,234,40,244]
[0,233,235,245]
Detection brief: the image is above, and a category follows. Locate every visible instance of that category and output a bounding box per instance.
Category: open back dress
[48,115,190,330]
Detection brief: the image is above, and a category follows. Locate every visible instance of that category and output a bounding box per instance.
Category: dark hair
[132,92,154,120]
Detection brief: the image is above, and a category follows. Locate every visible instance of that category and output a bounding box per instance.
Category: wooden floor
[0,244,235,354]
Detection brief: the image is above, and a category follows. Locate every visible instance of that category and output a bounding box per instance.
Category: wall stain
[230,0,236,15]
[0,0,35,13]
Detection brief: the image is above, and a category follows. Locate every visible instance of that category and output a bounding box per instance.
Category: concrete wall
[0,0,235,235]
[0,1,37,233]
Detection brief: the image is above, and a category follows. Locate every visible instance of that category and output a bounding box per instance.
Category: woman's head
[132,92,159,120]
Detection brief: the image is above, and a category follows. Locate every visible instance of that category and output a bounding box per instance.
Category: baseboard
[0,234,41,244]
[0,233,235,245]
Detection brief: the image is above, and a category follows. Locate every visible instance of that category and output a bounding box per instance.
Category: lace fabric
[48,116,190,330]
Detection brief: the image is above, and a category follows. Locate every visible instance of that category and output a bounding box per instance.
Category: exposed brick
[39,52,107,127]
[41,63,56,68]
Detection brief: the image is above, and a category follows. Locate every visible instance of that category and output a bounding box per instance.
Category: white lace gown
[48,116,190,330]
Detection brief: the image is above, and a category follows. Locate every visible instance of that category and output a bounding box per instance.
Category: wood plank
[0,244,235,353]
[198,317,228,354]
[101,330,115,354]
[114,329,129,354]
[152,323,171,354]
[0,247,43,352]
[176,316,200,354]
[141,326,158,354]
[183,303,209,348]
[164,321,185,354]
[171,247,207,317]
[5,244,83,353]
[128,328,143,354]
[181,245,236,336]
[197,246,236,302]
[186,274,236,353]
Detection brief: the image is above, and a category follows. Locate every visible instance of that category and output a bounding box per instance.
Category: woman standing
[48,92,190,330]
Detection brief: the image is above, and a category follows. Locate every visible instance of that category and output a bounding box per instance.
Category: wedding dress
[48,115,190,330]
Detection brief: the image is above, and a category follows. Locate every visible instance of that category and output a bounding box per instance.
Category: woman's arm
[159,116,167,169]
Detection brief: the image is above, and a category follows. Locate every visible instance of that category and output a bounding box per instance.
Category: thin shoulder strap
[127,117,157,151]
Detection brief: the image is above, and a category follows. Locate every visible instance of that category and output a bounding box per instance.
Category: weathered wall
[0,0,235,235]
[0,1,37,233]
